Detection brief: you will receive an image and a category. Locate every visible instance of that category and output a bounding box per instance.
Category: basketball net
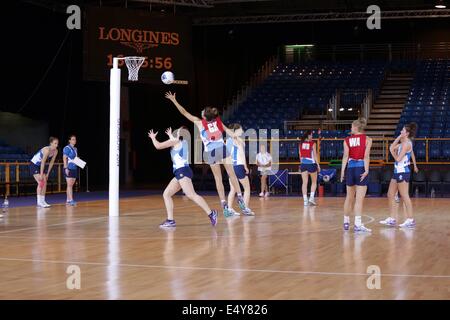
[124,56,145,81]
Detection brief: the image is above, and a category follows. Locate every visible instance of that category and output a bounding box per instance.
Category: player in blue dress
[165,91,253,217]
[63,135,78,206]
[226,124,254,216]
[148,127,218,228]
[380,123,417,228]
[29,137,59,208]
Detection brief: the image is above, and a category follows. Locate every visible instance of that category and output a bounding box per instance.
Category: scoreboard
[83,7,193,84]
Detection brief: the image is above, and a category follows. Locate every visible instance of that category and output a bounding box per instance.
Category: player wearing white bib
[226,124,254,216]
[165,91,253,217]
[29,137,59,208]
[380,123,417,229]
[148,127,218,228]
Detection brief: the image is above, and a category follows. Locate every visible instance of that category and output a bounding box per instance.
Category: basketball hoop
[124,56,145,81]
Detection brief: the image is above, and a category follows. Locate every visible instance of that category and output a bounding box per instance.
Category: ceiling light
[435,1,446,8]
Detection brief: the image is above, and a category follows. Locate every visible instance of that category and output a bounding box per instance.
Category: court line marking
[0,204,197,235]
[0,210,375,239]
[0,257,448,279]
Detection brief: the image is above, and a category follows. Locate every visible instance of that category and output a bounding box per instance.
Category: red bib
[299,141,315,158]
[345,134,366,160]
[201,117,224,141]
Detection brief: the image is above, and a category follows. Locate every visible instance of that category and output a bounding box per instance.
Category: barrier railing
[266,137,450,165]
[193,137,450,166]
[0,162,88,197]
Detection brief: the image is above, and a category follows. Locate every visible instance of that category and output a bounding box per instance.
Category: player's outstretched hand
[165,127,173,137]
[165,91,176,102]
[148,129,158,139]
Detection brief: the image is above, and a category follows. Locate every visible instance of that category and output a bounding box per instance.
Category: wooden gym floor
[0,195,448,299]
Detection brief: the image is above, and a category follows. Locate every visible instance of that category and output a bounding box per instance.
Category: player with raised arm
[148,127,218,228]
[165,91,253,218]
[380,123,417,228]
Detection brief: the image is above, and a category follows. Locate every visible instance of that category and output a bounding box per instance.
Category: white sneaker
[379,217,396,227]
[303,200,309,207]
[354,224,372,233]
[228,208,240,216]
[308,198,317,206]
[399,219,416,228]
[264,192,270,197]
[259,192,264,197]
[41,201,51,208]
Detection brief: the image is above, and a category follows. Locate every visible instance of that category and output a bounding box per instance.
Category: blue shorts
[174,166,193,180]
[393,172,410,183]
[64,168,78,179]
[204,145,229,165]
[233,165,247,180]
[300,163,318,173]
[29,163,47,176]
[345,166,368,186]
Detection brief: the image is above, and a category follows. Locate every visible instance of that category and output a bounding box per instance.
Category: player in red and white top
[299,130,321,206]
[165,91,253,217]
[340,118,372,233]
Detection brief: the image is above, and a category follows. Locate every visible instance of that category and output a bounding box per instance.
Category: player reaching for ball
[165,92,253,218]
[340,118,372,233]
[148,127,218,228]
[299,130,321,207]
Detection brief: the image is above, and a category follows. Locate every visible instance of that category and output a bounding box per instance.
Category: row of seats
[0,142,30,162]
[397,59,450,137]
[227,61,386,130]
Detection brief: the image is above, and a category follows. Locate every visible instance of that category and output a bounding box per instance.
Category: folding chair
[269,169,289,194]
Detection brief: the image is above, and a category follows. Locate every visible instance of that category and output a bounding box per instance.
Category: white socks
[37,195,44,204]
[344,215,350,224]
[355,215,362,227]
[303,195,308,201]
[309,191,315,200]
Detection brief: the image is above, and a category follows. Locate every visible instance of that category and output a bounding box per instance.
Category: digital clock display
[83,7,193,84]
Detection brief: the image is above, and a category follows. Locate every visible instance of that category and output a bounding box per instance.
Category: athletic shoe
[159,219,176,228]
[0,214,4,218]
[259,192,264,197]
[228,208,240,216]
[343,222,350,231]
[209,210,218,226]
[379,217,396,227]
[264,192,270,197]
[395,194,400,203]
[237,197,253,215]
[42,201,51,208]
[354,224,372,233]
[223,206,234,218]
[66,200,77,206]
[303,200,309,207]
[37,202,50,208]
[399,219,416,228]
[241,207,255,216]
[308,198,317,206]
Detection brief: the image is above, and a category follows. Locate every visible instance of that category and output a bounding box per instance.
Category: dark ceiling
[21,0,446,17]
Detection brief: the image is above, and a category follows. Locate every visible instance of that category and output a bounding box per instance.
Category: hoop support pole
[113,57,119,69]
[109,66,121,217]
